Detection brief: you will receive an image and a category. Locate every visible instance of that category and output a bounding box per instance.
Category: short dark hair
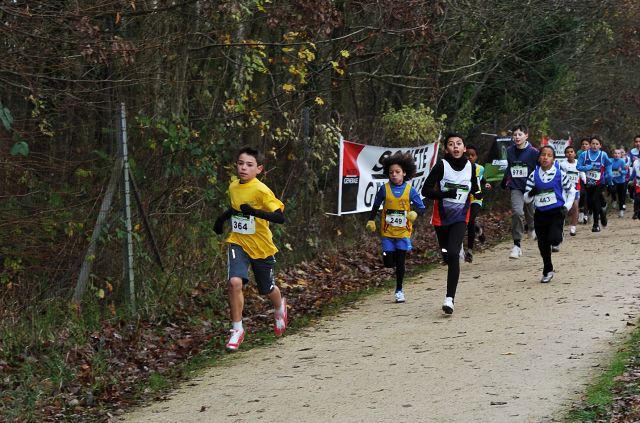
[590,134,602,143]
[580,137,590,144]
[539,145,556,158]
[443,132,465,145]
[511,124,528,134]
[382,151,417,180]
[564,145,575,154]
[236,146,265,165]
[465,144,478,153]
[634,135,640,141]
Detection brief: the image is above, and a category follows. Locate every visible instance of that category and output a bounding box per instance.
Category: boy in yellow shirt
[214,146,287,351]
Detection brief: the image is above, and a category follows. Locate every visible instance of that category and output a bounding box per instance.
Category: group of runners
[213,131,640,351]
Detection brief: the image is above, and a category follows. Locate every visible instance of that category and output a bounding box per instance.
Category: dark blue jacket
[504,142,539,192]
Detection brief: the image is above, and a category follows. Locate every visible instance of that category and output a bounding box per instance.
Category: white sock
[232,320,243,331]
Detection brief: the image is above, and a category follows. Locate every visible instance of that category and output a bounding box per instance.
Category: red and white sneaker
[226,329,245,352]
[274,298,288,337]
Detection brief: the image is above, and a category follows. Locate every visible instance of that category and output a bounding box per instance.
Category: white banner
[337,139,439,215]
[542,137,572,159]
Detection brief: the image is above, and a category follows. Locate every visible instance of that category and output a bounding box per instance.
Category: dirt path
[124,214,640,423]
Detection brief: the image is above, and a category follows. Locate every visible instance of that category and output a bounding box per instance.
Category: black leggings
[534,208,565,276]
[382,249,407,291]
[585,185,604,225]
[467,203,482,250]
[614,183,627,210]
[579,185,588,214]
[434,222,466,299]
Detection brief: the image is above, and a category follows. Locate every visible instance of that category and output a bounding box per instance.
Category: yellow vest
[381,183,412,238]
[225,178,284,259]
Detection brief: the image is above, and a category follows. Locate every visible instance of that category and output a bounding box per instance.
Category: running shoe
[540,271,555,283]
[551,245,560,253]
[509,245,522,259]
[592,225,601,232]
[528,229,537,240]
[619,210,624,218]
[395,290,406,303]
[570,226,576,236]
[578,212,584,223]
[442,296,454,314]
[441,249,448,265]
[226,329,245,352]
[274,298,287,337]
[464,249,473,263]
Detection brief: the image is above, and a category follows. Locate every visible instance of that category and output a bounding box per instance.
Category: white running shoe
[442,296,454,314]
[619,210,624,218]
[226,329,245,351]
[540,271,555,283]
[395,290,406,303]
[579,212,584,222]
[570,226,576,236]
[509,245,522,259]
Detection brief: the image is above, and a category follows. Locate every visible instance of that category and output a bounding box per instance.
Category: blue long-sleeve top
[368,181,426,220]
[610,158,627,184]
[576,149,612,185]
[502,142,539,192]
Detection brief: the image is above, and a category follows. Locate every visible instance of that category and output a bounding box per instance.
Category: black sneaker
[592,225,601,232]
[464,249,473,263]
[634,213,639,220]
[600,209,608,227]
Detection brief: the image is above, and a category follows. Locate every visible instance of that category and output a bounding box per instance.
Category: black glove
[443,189,458,199]
[528,186,538,197]
[240,203,256,216]
[213,208,233,234]
[214,217,225,234]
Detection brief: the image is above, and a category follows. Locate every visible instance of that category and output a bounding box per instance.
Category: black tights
[467,203,481,250]
[434,222,466,299]
[534,208,565,275]
[614,183,627,210]
[383,249,407,291]
[586,185,604,226]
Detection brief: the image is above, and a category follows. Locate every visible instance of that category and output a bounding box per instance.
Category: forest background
[2,0,640,420]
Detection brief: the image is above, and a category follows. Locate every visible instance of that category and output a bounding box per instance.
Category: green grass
[565,326,640,422]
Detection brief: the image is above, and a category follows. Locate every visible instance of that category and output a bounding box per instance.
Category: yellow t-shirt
[225,178,284,259]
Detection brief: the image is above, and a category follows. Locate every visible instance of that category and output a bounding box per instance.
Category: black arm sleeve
[471,163,480,194]
[217,208,233,222]
[214,208,233,234]
[421,161,447,199]
[251,208,285,224]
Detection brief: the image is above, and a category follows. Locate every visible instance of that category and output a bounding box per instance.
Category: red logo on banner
[342,141,365,177]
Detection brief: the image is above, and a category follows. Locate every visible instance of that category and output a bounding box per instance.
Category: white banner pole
[337,136,345,216]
